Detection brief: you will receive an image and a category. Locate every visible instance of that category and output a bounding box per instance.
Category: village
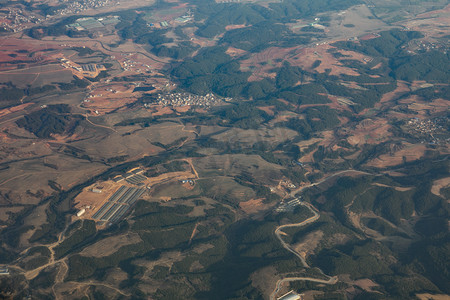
[50,0,118,16]
[405,117,449,145]
[0,7,42,32]
[155,92,227,108]
[0,0,119,32]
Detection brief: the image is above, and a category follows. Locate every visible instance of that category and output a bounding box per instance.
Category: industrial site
[73,166,197,226]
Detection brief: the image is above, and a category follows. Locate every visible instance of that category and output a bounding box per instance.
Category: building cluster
[406,117,449,145]
[277,290,303,300]
[175,15,192,24]
[275,198,302,213]
[0,8,42,32]
[82,64,104,72]
[180,179,195,186]
[121,56,151,73]
[52,0,117,16]
[409,39,448,54]
[157,92,224,108]
[112,53,153,73]
[91,185,145,224]
[280,179,297,189]
[0,0,120,32]
[76,168,148,224]
[146,10,193,28]
[60,57,105,77]
[66,16,120,35]
[84,93,102,102]
[0,266,9,276]
[113,168,146,186]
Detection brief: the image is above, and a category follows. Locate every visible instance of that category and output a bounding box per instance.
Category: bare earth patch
[365,143,428,168]
[431,177,450,198]
[0,103,34,118]
[250,266,279,298]
[296,138,322,151]
[257,106,275,116]
[73,180,122,219]
[240,47,293,81]
[378,80,410,104]
[225,24,248,31]
[293,230,324,260]
[239,198,273,214]
[151,105,175,116]
[288,44,369,76]
[346,118,392,146]
[352,279,380,292]
[174,106,191,113]
[372,183,413,192]
[0,206,23,222]
[80,232,142,257]
[402,3,450,38]
[399,95,450,115]
[83,84,139,115]
[416,294,450,300]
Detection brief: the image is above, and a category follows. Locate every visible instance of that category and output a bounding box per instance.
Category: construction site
[60,57,107,79]
[73,166,197,226]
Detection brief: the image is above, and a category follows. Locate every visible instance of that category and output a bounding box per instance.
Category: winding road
[269,170,369,300]
[274,202,320,268]
[270,200,338,300]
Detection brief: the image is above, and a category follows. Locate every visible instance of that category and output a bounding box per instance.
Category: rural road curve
[269,170,368,299]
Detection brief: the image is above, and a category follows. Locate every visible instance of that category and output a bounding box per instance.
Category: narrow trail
[52,261,68,300]
[269,170,369,299]
[77,100,118,133]
[84,113,118,133]
[188,222,199,246]
[181,125,199,137]
[183,158,199,179]
[172,124,199,149]
[64,281,132,298]
[24,227,68,280]
[50,38,168,64]
[15,220,132,298]
[0,115,22,125]
[273,276,338,299]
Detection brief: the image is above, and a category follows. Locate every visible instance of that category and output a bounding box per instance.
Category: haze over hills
[0,0,448,299]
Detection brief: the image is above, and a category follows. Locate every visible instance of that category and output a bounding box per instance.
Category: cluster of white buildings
[157,92,224,108]
[0,8,42,32]
[407,117,449,145]
[275,198,302,213]
[53,0,116,16]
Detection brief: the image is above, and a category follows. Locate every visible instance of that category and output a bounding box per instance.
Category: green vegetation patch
[281,106,340,139]
[197,177,256,205]
[313,240,394,279]
[0,84,24,109]
[16,104,82,139]
[391,50,450,82]
[54,219,96,259]
[195,0,361,38]
[171,46,251,97]
[333,29,423,57]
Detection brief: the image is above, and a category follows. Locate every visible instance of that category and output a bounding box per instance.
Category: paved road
[272,275,338,299]
[269,170,369,299]
[270,201,337,300]
[274,202,320,268]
